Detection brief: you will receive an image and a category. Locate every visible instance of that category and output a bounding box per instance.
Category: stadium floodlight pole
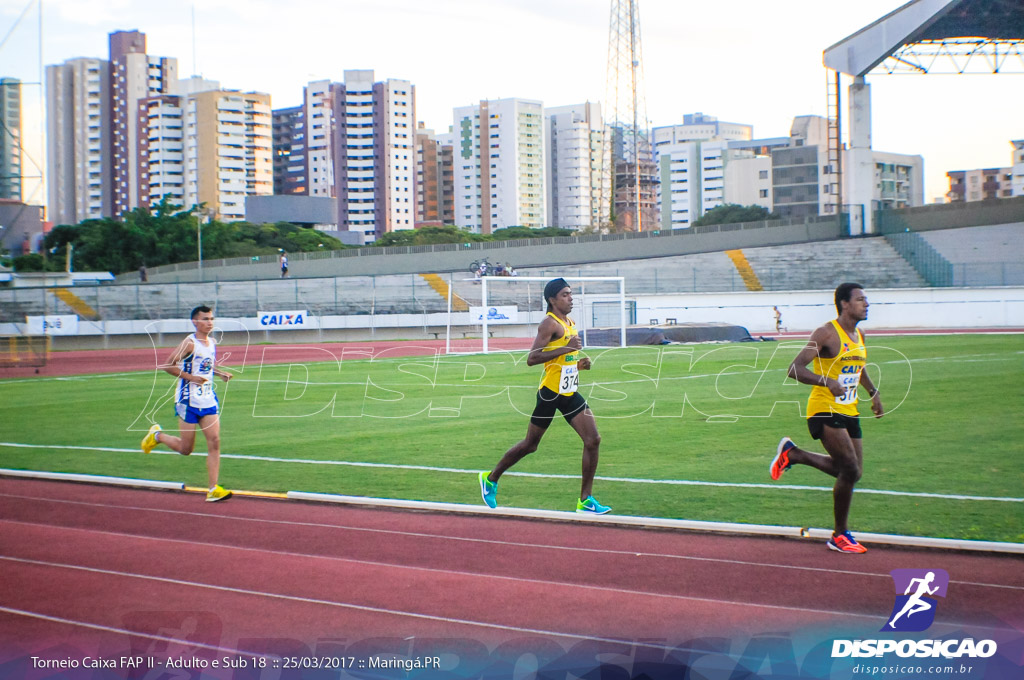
[482,275,489,354]
[196,207,212,281]
[197,210,203,281]
[445,272,453,355]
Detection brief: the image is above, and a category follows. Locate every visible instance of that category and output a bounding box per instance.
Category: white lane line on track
[0,521,890,619]
[2,508,1021,594]
[0,554,837,652]
[2,443,1020,503]
[1,550,1012,640]
[0,605,274,659]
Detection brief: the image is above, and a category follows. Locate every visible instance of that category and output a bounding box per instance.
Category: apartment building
[771,116,923,219]
[652,112,752,149]
[330,70,416,242]
[0,77,21,200]
[414,125,454,226]
[183,89,272,221]
[46,58,112,225]
[947,141,1023,201]
[272,105,306,195]
[109,30,177,215]
[136,94,185,208]
[654,113,754,229]
[453,98,544,234]
[304,80,334,198]
[1012,140,1024,197]
[544,102,604,230]
[946,168,1013,202]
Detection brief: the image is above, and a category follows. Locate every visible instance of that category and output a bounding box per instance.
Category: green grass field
[1,334,1022,543]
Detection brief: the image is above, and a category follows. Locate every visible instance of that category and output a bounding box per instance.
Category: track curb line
[4,469,1022,554]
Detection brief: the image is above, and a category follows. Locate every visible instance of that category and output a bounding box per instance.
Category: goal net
[443,275,628,355]
[0,335,50,368]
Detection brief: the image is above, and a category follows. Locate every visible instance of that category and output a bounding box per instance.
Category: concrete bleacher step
[419,273,469,311]
[51,288,100,320]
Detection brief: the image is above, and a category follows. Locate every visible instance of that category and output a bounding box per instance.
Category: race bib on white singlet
[192,378,213,401]
[559,364,579,394]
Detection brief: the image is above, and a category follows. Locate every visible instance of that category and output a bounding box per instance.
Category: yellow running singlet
[539,313,579,396]
[806,320,866,418]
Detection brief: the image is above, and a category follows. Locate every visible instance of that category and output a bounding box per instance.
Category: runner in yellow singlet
[478,278,611,514]
[768,283,884,554]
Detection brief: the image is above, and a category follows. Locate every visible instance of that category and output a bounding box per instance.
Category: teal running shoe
[576,495,611,514]
[478,472,497,508]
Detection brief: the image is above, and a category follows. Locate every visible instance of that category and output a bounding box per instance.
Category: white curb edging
[0,468,185,491]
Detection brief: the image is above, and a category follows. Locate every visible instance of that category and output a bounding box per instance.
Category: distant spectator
[280,252,289,278]
[139,264,148,283]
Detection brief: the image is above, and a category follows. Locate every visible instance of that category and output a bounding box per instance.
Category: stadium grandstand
[1,198,1021,350]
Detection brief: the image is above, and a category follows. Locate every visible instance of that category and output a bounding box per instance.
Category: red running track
[0,339,535,379]
[1,477,1022,678]
[3,330,1020,379]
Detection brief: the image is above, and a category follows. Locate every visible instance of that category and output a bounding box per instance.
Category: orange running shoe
[828,531,868,553]
[770,437,795,480]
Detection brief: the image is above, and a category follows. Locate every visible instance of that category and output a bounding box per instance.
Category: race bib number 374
[559,364,579,394]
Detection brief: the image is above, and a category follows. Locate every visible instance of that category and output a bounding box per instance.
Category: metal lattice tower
[601,0,657,232]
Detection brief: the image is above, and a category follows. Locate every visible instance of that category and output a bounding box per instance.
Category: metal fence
[2,269,752,322]
[884,232,954,287]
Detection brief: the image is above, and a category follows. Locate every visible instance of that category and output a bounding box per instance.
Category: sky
[2,0,1022,208]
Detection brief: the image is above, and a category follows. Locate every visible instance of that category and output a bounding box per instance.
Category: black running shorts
[530,387,589,429]
[808,411,862,440]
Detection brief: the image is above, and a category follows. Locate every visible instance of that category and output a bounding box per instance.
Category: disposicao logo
[831,568,998,659]
[882,568,948,632]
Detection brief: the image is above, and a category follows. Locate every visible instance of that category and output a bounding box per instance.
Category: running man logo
[882,568,950,632]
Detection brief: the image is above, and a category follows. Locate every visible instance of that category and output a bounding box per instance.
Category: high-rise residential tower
[330,70,416,242]
[415,125,454,226]
[46,58,113,225]
[272,105,306,195]
[137,94,186,209]
[109,30,177,216]
[653,113,755,229]
[304,80,334,198]
[453,98,544,234]
[1012,140,1024,197]
[0,77,22,200]
[183,89,272,221]
[544,102,604,230]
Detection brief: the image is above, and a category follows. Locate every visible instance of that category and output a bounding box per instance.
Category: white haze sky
[3,0,1022,208]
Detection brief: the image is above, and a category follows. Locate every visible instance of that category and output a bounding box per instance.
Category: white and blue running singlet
[177,334,217,409]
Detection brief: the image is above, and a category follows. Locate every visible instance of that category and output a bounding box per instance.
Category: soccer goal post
[444,275,628,355]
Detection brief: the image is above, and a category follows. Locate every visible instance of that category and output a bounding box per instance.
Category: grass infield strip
[3,469,1021,555]
[3,444,1021,504]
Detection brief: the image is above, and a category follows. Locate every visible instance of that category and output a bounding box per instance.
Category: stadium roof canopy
[824,0,1024,76]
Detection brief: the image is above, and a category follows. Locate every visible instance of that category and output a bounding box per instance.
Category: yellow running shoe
[141,424,161,454]
[206,485,232,503]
